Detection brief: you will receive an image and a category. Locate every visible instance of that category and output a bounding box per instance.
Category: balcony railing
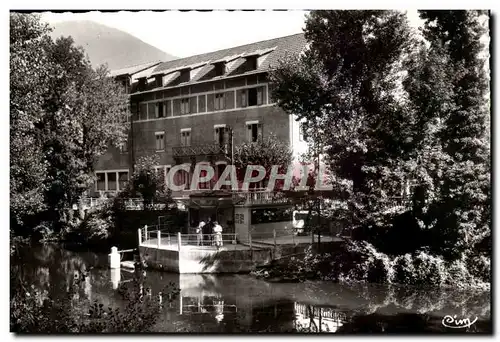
[232,189,290,206]
[172,143,229,157]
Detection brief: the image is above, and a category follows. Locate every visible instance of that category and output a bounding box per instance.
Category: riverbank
[251,240,491,291]
[11,244,492,333]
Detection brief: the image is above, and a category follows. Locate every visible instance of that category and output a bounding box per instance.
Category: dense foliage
[253,241,490,290]
[127,154,176,209]
[269,10,490,286]
[10,242,180,333]
[233,134,293,189]
[10,13,129,237]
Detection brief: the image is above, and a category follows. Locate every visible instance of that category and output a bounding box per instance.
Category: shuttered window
[214,93,225,111]
[155,132,165,151]
[181,130,191,146]
[225,91,235,109]
[139,103,148,120]
[198,95,206,112]
[246,123,263,142]
[148,103,156,119]
[189,96,197,114]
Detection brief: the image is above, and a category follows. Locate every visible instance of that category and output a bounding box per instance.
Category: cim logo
[441,315,478,329]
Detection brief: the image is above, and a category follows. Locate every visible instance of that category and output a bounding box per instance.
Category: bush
[252,240,489,290]
[412,251,446,286]
[338,241,393,284]
[62,205,113,245]
[392,254,416,285]
[467,255,490,283]
[32,221,56,242]
[445,259,473,289]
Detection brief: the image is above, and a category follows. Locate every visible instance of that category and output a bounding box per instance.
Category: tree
[41,36,129,233]
[130,155,173,210]
[270,10,415,231]
[404,10,490,259]
[10,13,51,230]
[10,13,130,236]
[233,134,293,190]
[271,10,491,262]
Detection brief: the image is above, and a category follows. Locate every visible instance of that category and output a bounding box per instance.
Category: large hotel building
[92,33,311,239]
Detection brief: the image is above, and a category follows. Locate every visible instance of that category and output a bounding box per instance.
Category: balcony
[172,143,229,157]
[232,190,291,206]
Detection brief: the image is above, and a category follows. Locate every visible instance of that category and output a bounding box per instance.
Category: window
[189,96,197,114]
[224,91,235,109]
[147,103,155,119]
[165,100,172,117]
[198,95,206,112]
[214,93,225,111]
[214,62,225,76]
[119,140,128,153]
[181,98,190,115]
[247,56,258,71]
[241,90,247,107]
[155,75,163,87]
[156,102,164,118]
[248,87,263,107]
[179,69,190,83]
[214,126,227,145]
[118,172,129,190]
[107,172,117,191]
[247,122,263,142]
[139,103,148,121]
[181,129,191,146]
[138,78,146,91]
[96,173,105,191]
[155,132,165,151]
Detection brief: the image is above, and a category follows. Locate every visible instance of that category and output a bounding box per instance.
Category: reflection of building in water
[294,302,346,333]
[250,301,296,332]
[180,295,237,319]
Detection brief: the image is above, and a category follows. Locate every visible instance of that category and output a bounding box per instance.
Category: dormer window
[155,74,163,87]
[214,62,226,76]
[247,56,258,70]
[138,78,146,91]
[179,69,190,83]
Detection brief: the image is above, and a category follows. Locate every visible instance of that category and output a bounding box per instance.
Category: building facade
[93,33,309,238]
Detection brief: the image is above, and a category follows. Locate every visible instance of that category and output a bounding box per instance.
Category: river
[11,244,491,333]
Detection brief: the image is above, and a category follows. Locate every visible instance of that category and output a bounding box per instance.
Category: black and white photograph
[9,6,492,334]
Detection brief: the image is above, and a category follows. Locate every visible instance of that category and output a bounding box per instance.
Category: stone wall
[139,246,273,274]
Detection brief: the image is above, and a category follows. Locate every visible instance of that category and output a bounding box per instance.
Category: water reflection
[294,303,346,332]
[12,245,491,333]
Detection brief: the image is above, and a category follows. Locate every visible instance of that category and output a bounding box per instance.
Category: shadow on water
[12,244,491,334]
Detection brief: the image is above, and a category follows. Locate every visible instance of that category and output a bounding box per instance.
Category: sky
[41,10,424,58]
[41,10,310,58]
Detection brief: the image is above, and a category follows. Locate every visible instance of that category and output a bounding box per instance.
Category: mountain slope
[49,20,176,70]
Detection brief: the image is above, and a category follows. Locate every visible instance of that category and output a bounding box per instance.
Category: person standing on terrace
[213,221,223,250]
[196,221,205,246]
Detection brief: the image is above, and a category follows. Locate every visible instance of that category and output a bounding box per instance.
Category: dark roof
[109,60,162,77]
[150,33,306,81]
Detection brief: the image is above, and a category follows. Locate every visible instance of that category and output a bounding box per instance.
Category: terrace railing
[232,189,290,206]
[138,225,239,251]
[172,143,229,157]
[79,197,170,210]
